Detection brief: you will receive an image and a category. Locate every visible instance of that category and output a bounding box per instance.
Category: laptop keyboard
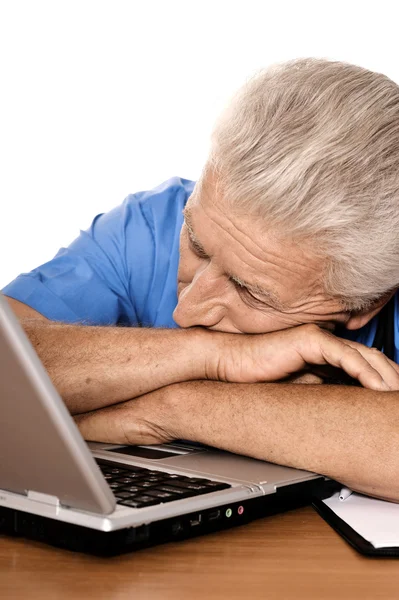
[98,462,231,509]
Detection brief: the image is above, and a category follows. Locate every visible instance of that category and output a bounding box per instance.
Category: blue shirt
[3,176,399,360]
[3,177,194,328]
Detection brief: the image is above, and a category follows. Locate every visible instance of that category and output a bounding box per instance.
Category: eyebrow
[182,206,287,310]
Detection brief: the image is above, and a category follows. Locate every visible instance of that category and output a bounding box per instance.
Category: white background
[1,0,398,288]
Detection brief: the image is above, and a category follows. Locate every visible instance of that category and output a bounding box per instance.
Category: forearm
[21,319,210,414]
[167,382,399,500]
[20,307,399,418]
[76,381,399,502]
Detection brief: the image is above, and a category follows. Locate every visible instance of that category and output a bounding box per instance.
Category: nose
[173,261,227,328]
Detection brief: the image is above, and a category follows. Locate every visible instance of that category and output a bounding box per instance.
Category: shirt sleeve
[2,196,154,325]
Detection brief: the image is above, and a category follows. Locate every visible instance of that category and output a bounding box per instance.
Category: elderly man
[4,58,399,502]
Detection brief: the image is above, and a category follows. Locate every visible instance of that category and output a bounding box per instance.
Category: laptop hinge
[27,490,60,507]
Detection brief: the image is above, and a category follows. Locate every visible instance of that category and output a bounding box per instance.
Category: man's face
[173,175,350,334]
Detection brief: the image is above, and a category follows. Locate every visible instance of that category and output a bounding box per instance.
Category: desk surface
[1,505,398,599]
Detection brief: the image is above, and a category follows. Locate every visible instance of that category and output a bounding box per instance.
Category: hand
[74,392,174,445]
[206,324,399,391]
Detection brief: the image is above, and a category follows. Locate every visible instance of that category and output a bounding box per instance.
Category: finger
[342,343,399,390]
[343,338,399,367]
[339,338,399,382]
[298,329,389,391]
[310,364,360,385]
[322,343,390,391]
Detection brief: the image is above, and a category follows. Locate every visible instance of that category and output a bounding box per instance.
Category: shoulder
[124,176,195,221]
[2,176,196,326]
[121,175,195,286]
[121,177,195,327]
[81,176,195,247]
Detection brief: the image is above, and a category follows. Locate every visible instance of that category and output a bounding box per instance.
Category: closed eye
[232,278,270,307]
[188,233,209,259]
[185,215,279,310]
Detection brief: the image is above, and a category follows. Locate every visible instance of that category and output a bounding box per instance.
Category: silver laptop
[0,293,336,554]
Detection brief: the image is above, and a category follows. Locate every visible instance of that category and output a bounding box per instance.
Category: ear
[345,290,397,331]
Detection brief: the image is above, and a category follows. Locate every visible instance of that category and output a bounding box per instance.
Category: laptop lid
[0,293,115,514]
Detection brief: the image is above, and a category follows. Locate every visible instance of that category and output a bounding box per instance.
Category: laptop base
[0,477,338,555]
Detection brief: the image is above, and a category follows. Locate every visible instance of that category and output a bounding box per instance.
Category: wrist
[179,327,225,381]
[198,329,236,381]
[159,381,199,441]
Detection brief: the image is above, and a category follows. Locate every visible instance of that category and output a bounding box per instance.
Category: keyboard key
[156,485,190,496]
[133,495,160,504]
[204,482,230,490]
[122,485,143,493]
[116,476,143,484]
[124,466,147,473]
[101,467,123,475]
[145,490,175,500]
[109,481,122,489]
[163,481,208,491]
[118,499,145,508]
[183,478,211,484]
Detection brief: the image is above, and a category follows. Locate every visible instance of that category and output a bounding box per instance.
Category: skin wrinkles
[197,183,323,276]
[173,172,351,334]
[183,208,287,311]
[193,190,330,299]
[199,202,314,285]
[184,202,316,309]
[188,190,324,299]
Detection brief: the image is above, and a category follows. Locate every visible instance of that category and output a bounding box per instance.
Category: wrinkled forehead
[185,178,331,310]
[189,170,320,260]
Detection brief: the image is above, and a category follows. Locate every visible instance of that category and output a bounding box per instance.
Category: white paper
[323,491,399,549]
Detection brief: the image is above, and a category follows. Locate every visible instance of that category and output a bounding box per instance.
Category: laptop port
[208,509,221,522]
[189,514,202,527]
[171,521,183,535]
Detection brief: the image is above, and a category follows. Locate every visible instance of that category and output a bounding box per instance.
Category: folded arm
[8,297,208,415]
[75,380,399,502]
[9,296,399,416]
[8,297,399,500]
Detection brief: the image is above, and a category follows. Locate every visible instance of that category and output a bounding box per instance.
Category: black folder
[313,494,399,557]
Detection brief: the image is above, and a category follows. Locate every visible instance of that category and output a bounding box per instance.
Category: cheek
[230,302,302,334]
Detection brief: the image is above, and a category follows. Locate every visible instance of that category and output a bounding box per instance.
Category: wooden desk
[1,506,398,599]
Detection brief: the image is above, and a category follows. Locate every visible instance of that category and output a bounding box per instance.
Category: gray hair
[207,58,399,311]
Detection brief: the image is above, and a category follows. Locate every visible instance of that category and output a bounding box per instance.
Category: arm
[8,297,207,415]
[75,380,399,502]
[8,296,399,415]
